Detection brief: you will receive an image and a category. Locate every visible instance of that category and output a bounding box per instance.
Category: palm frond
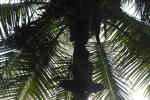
[99,15,150,100]
[87,40,131,100]
[122,0,150,24]
[0,18,72,100]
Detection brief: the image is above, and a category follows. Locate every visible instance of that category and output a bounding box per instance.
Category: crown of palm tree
[0,0,150,100]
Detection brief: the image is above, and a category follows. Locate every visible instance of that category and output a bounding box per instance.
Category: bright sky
[0,1,148,100]
[0,0,15,3]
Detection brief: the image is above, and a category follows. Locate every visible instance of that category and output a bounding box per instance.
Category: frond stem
[97,42,116,100]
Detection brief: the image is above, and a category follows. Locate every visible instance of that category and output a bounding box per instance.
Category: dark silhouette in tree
[59,0,105,99]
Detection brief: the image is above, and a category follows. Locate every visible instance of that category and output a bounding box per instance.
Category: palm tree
[0,0,150,100]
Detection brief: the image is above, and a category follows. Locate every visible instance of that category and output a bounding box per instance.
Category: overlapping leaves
[0,0,150,100]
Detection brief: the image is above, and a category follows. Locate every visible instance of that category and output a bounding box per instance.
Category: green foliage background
[0,0,150,100]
